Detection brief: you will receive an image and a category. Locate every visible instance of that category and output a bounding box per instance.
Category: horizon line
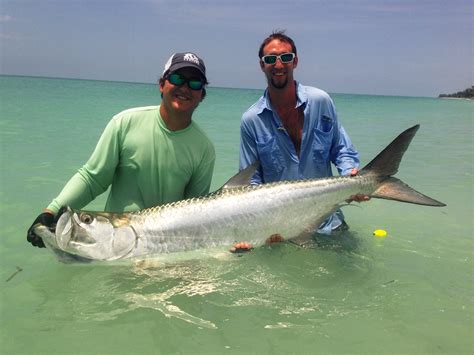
[0,73,444,99]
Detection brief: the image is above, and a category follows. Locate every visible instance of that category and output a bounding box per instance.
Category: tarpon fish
[34,125,445,261]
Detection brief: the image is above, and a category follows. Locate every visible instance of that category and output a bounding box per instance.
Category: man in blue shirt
[239,31,367,241]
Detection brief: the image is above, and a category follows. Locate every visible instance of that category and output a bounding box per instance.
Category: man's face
[260,39,298,90]
[160,67,204,115]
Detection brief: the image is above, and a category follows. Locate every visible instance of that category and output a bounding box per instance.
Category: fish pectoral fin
[371,177,446,207]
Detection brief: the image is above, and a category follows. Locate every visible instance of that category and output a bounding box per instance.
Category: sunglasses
[261,52,295,65]
[167,73,205,90]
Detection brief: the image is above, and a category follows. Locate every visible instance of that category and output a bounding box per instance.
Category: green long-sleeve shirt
[47,106,215,214]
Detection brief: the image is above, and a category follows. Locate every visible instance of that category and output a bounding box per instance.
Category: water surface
[1,76,472,354]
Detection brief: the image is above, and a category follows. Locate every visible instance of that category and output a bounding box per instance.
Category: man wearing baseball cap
[27,52,216,248]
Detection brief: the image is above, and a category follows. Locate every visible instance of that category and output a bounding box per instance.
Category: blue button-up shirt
[239,82,359,234]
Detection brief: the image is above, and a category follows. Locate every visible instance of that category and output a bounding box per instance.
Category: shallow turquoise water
[1,76,472,354]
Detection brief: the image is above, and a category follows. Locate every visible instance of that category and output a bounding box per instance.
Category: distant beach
[438,86,473,99]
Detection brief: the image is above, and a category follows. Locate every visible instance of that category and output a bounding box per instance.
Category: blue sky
[0,0,472,97]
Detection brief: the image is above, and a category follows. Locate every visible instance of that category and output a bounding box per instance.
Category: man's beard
[270,76,288,89]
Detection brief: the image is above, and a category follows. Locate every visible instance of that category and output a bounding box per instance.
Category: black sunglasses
[167,73,205,90]
[261,52,295,65]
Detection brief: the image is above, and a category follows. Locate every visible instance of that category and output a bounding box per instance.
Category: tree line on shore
[439,86,473,99]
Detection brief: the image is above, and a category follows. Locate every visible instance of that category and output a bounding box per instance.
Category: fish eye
[79,213,94,224]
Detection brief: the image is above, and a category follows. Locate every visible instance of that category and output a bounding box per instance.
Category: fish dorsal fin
[220,161,260,190]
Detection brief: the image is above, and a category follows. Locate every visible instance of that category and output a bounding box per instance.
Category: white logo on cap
[163,54,175,74]
[183,53,200,65]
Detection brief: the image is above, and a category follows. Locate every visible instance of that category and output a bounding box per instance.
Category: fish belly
[130,177,374,256]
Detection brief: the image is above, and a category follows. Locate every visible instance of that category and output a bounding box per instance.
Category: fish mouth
[54,207,75,250]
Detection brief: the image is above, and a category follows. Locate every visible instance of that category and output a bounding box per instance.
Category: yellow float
[373,229,387,238]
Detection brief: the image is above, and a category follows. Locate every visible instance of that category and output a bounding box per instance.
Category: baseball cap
[162,52,207,82]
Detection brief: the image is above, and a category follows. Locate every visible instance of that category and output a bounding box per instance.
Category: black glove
[27,212,55,248]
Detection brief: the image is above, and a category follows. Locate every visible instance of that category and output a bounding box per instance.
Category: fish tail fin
[361,124,446,207]
[361,124,420,176]
[371,177,446,206]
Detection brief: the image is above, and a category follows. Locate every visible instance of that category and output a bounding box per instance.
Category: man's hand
[349,168,359,177]
[230,242,253,253]
[265,234,284,244]
[26,211,55,248]
[347,168,371,203]
[229,234,285,253]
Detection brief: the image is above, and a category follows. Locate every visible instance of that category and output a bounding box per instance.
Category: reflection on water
[9,216,470,353]
[34,235,380,331]
[290,229,362,252]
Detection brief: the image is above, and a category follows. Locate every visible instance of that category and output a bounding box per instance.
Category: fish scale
[34,125,446,261]
[116,176,373,257]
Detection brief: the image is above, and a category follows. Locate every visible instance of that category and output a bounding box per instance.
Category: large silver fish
[34,125,445,261]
